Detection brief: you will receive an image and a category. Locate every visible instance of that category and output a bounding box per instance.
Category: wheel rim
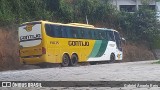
[110,54,115,62]
[72,57,77,64]
[63,56,68,64]
[70,55,78,66]
[111,56,114,61]
[62,55,69,66]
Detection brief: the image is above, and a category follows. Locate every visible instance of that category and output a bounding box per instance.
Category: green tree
[119,5,159,43]
[0,0,15,26]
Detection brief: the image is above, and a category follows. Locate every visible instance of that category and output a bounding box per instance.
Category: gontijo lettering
[20,34,41,42]
[68,41,89,46]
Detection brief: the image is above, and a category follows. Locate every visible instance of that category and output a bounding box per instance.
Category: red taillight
[42,47,46,54]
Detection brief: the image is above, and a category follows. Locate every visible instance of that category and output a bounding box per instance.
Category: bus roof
[20,21,117,31]
[66,23,94,28]
[22,20,95,29]
[96,28,118,32]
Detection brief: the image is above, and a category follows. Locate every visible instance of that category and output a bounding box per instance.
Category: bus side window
[99,31,105,40]
[94,30,98,40]
[67,27,72,38]
[49,24,56,37]
[88,29,92,39]
[50,25,61,38]
[97,30,101,40]
[91,30,94,40]
[45,24,52,37]
[61,26,68,38]
[55,26,62,38]
[84,29,89,39]
[72,27,78,38]
[77,28,81,39]
[81,29,85,39]
[105,31,108,40]
[108,31,115,41]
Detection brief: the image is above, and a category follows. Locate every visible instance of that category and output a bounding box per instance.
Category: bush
[119,5,160,43]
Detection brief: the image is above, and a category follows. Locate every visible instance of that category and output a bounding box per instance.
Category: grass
[153,60,160,64]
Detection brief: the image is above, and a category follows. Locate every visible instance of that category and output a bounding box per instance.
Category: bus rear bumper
[20,55,46,65]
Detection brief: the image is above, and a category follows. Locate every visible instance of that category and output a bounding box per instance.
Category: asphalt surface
[0,60,160,90]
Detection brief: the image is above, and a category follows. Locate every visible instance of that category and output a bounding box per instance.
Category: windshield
[18,23,42,47]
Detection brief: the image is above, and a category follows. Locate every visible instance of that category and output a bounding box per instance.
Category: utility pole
[86,15,88,24]
[136,0,138,10]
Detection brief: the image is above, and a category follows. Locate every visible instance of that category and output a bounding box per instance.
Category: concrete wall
[156,2,160,11]
[109,0,157,11]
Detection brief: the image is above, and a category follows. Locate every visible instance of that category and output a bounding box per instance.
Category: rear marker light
[42,47,46,54]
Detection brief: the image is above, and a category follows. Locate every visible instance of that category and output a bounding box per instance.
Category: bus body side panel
[46,37,96,63]
[87,40,122,61]
[44,38,122,63]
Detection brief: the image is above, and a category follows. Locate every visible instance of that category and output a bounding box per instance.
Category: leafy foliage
[0,0,53,26]
[119,5,160,43]
[0,0,159,44]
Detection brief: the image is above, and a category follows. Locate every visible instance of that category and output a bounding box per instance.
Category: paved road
[0,60,160,90]
[0,60,160,81]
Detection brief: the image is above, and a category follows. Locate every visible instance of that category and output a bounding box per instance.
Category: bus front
[18,21,46,64]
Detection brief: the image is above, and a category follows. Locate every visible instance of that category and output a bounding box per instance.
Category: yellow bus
[18,20,123,67]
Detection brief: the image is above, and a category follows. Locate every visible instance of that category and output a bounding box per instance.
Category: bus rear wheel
[61,54,70,67]
[69,54,78,66]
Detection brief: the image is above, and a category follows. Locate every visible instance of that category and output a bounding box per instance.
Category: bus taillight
[42,47,46,54]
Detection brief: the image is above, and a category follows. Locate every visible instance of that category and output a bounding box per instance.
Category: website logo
[2,82,11,87]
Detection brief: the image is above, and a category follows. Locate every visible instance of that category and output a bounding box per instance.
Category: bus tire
[109,53,115,63]
[61,54,70,67]
[69,54,78,66]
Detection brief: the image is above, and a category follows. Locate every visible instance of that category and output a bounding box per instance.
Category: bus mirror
[121,37,126,44]
[122,37,125,41]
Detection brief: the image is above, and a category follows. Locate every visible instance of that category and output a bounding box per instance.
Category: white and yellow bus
[18,21,123,67]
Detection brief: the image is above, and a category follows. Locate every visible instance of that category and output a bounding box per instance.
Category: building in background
[109,0,159,12]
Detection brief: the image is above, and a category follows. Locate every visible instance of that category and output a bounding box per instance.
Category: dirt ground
[0,28,21,71]
[122,42,155,62]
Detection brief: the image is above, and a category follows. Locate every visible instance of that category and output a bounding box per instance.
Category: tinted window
[99,31,106,40]
[45,24,62,38]
[45,24,56,37]
[61,26,68,38]
[105,31,108,40]
[66,27,72,38]
[80,29,85,38]
[114,31,121,40]
[46,24,112,40]
[88,30,92,39]
[108,31,115,41]
[45,24,51,36]
[94,30,100,40]
[83,29,88,39]
[52,25,61,37]
[71,27,79,38]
